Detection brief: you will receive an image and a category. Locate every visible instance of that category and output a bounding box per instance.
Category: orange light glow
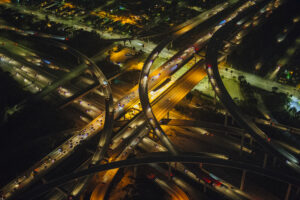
[91,11,143,27]
[62,2,75,9]
[0,0,11,3]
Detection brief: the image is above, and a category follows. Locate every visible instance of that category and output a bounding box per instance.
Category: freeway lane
[0,25,113,118]
[0,24,191,199]
[162,119,244,133]
[0,25,114,200]
[138,138,252,200]
[75,2,250,196]
[1,1,232,59]
[254,118,300,135]
[67,1,283,198]
[152,62,207,121]
[147,164,191,200]
[77,60,212,199]
[136,1,295,198]
[88,59,207,200]
[205,0,300,173]
[138,0,262,157]
[136,4,266,196]
[59,3,237,198]
[0,1,283,199]
[15,154,300,200]
[114,58,254,200]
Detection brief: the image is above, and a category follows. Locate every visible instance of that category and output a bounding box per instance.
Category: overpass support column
[249,137,253,147]
[54,187,68,197]
[224,112,228,127]
[240,134,245,156]
[133,150,138,178]
[240,170,247,191]
[133,166,138,179]
[263,153,268,168]
[42,178,68,197]
[224,112,228,135]
[214,92,217,106]
[284,184,292,200]
[203,185,207,193]
[168,162,172,180]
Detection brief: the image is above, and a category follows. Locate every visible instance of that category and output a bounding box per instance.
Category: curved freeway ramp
[205,2,300,173]
[14,155,300,200]
[0,25,114,200]
[137,0,267,161]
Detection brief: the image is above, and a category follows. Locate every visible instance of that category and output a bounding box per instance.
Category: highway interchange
[0,0,300,199]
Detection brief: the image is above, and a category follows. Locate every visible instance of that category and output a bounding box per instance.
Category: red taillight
[147,174,156,179]
[166,172,174,177]
[203,177,212,184]
[214,180,221,187]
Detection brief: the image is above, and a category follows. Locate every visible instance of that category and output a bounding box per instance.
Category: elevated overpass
[14,154,300,200]
[0,25,115,200]
[205,0,300,173]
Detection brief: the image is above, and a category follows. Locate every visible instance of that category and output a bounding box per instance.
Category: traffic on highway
[1,0,300,200]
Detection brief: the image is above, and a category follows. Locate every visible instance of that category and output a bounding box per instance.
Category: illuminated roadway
[53,3,240,198]
[0,25,115,200]
[0,1,235,59]
[14,154,300,200]
[137,0,300,198]
[1,2,292,200]
[161,119,246,136]
[138,138,253,200]
[138,0,263,157]
[254,118,300,135]
[137,1,269,194]
[88,60,208,200]
[1,0,299,199]
[1,3,225,198]
[0,1,268,199]
[205,0,300,173]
